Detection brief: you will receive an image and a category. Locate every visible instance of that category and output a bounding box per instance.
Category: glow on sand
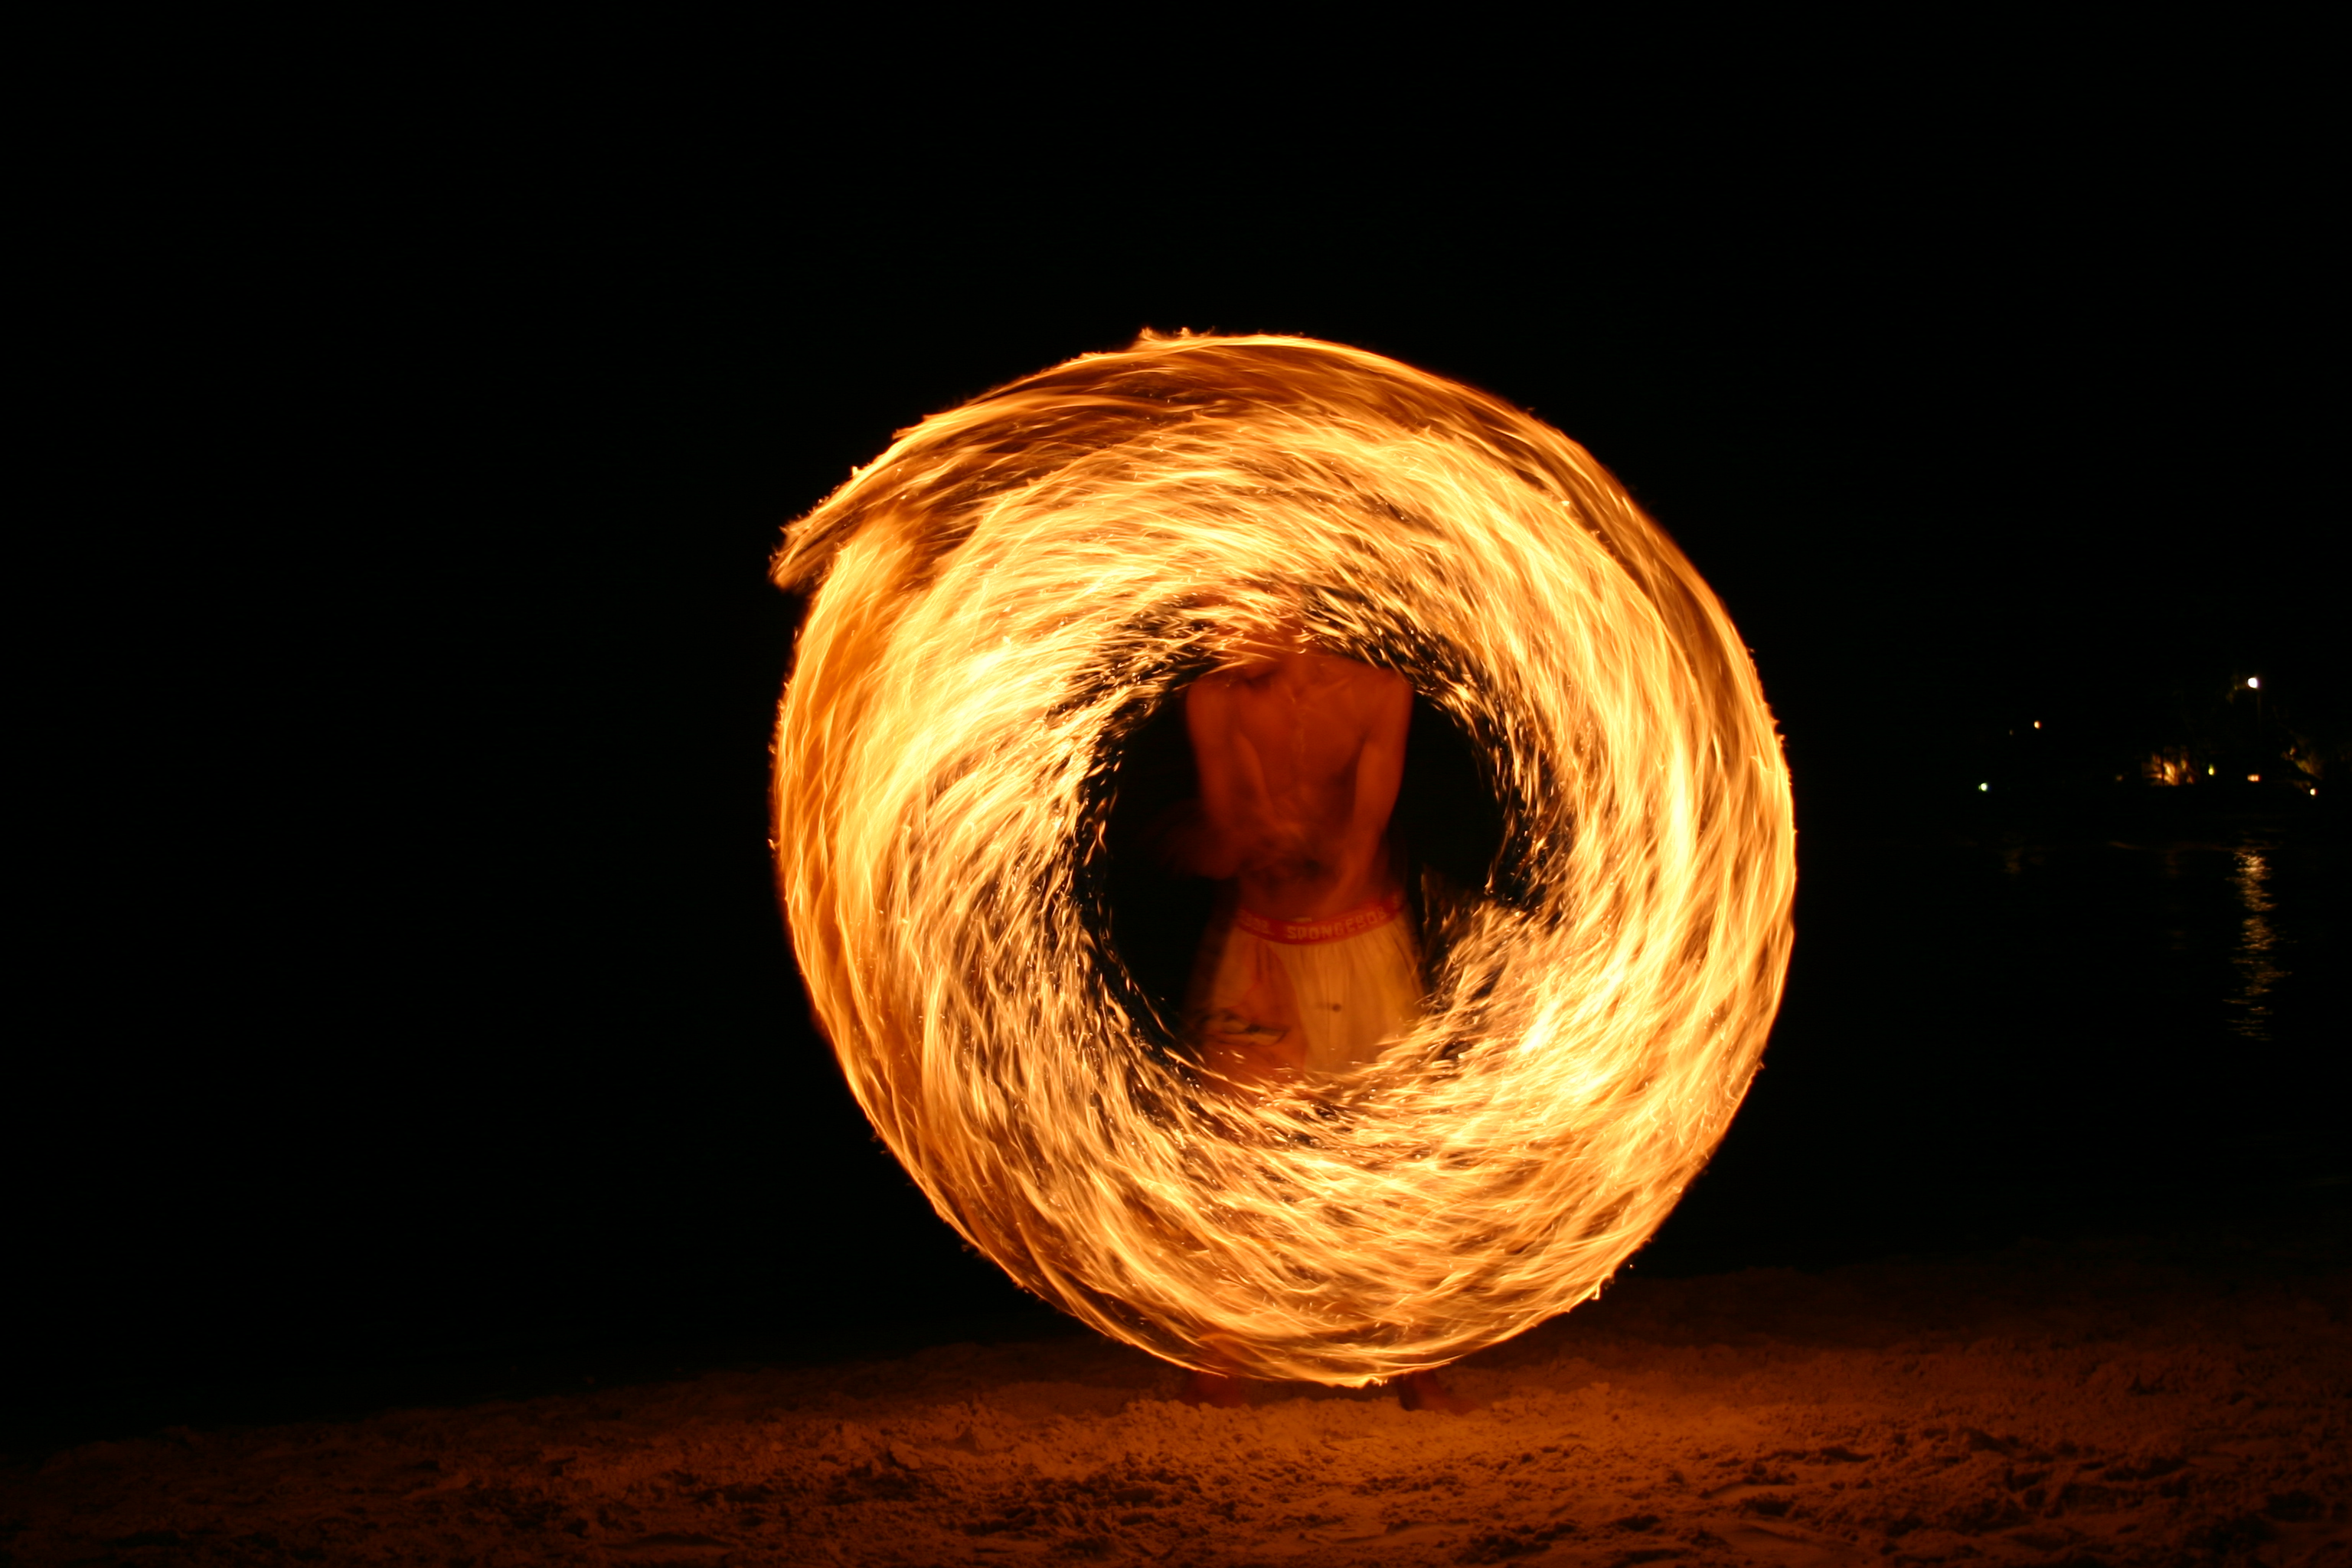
[771,334,1795,1384]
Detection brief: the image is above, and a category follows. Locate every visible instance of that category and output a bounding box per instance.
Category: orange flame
[772,335,1796,1383]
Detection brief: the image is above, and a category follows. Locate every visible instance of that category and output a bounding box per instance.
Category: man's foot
[1178,1369,1253,1408]
[1397,1368,1477,1414]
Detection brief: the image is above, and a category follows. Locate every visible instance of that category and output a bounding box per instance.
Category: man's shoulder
[1184,671,1243,735]
[1311,655,1410,709]
[1187,668,1240,703]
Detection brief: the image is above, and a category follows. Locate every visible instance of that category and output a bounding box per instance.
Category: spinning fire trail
[772,334,1795,1384]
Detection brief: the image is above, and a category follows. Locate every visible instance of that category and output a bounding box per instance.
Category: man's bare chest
[1229,691,1368,789]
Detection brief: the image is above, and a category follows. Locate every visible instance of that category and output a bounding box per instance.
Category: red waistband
[1233,890,1405,945]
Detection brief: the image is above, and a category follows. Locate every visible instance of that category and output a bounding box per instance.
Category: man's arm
[1184,675,1248,879]
[1337,671,1413,888]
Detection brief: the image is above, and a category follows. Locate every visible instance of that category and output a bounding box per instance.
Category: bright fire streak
[771,334,1796,1384]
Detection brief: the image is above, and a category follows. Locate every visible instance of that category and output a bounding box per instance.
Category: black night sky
[16,70,2343,1457]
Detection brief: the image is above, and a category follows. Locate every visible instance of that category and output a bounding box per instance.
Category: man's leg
[1398,1369,1477,1413]
[1178,1367,1255,1407]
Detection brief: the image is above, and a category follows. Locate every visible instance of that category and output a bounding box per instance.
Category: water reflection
[2158,849,2189,952]
[2227,844,2285,1041]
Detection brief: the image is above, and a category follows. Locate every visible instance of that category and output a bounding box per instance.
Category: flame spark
[772,334,1795,1383]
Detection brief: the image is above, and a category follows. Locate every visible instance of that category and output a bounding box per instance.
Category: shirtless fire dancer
[1184,618,1417,1089]
[1176,608,1473,1413]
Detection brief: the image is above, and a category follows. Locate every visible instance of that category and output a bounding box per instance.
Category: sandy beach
[10,1220,2346,1566]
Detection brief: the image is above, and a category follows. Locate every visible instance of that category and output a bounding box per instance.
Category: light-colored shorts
[1190,891,1423,1076]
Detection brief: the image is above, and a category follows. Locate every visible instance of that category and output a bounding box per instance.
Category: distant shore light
[1978,782,1989,792]
[2248,677,2262,689]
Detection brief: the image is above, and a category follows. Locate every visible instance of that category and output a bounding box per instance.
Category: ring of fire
[772,334,1795,1384]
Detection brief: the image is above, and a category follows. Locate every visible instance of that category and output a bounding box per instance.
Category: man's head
[1198,586,1312,675]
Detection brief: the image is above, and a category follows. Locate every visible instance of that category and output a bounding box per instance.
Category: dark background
[18,58,2344,1452]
